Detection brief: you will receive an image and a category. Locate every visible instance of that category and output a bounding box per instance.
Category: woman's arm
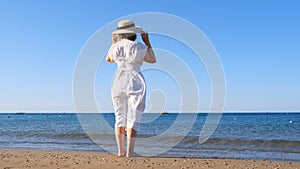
[142,32,156,64]
[106,54,115,63]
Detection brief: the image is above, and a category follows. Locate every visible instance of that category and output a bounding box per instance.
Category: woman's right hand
[142,32,156,63]
[141,32,151,47]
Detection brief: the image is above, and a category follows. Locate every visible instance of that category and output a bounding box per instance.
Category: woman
[106,20,156,157]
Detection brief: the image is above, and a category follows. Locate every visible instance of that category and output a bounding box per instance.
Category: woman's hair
[120,33,137,41]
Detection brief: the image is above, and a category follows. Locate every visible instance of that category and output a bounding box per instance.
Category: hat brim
[113,26,144,34]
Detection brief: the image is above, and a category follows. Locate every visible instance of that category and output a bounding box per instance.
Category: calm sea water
[0,113,299,161]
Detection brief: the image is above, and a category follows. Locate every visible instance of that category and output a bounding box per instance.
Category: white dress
[108,39,147,130]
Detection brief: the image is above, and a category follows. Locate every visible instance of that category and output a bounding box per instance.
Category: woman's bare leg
[126,128,137,157]
[115,126,126,156]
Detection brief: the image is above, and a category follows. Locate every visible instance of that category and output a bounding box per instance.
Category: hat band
[117,23,135,30]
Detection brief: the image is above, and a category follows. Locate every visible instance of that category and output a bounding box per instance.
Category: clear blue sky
[0,0,299,113]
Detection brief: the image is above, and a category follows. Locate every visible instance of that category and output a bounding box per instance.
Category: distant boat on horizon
[160,103,168,114]
[16,111,25,114]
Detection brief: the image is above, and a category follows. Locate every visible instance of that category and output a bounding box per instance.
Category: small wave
[45,133,115,140]
[51,133,90,139]
[178,137,300,154]
[31,141,93,145]
[1,131,116,140]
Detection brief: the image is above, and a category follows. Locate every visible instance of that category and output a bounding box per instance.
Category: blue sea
[0,113,299,162]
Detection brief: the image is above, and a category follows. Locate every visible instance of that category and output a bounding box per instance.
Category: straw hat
[113,20,144,34]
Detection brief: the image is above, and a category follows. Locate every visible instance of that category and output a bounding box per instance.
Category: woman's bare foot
[126,152,139,158]
[118,151,126,157]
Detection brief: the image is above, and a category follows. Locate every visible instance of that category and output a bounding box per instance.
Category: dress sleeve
[108,43,119,61]
[136,42,148,60]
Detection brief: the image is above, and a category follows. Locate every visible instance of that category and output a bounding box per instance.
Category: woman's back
[109,39,147,67]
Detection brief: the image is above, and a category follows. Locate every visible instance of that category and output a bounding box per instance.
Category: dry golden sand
[0,149,299,169]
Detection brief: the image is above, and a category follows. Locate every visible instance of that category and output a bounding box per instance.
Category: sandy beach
[0,149,299,169]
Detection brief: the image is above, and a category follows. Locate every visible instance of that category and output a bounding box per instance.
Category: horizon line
[1,111,300,114]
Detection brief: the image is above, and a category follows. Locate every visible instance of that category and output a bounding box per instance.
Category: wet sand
[0,149,299,169]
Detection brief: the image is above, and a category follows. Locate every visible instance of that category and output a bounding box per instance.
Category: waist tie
[117,63,141,72]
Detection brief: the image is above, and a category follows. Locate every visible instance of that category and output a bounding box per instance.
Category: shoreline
[1,149,299,169]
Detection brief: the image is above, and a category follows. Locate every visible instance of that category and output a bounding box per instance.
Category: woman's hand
[141,32,151,47]
[106,54,115,63]
[142,32,156,63]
